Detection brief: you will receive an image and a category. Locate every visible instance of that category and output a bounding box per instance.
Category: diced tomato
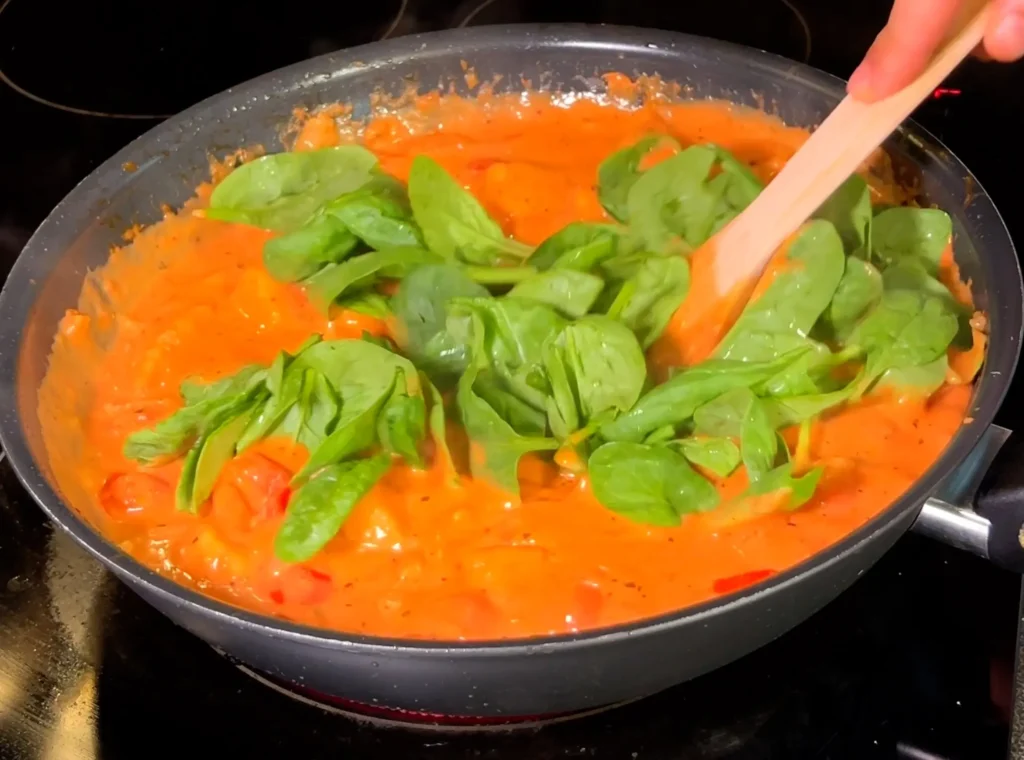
[209,481,252,534]
[267,565,333,606]
[98,472,173,522]
[229,453,293,519]
[712,569,774,595]
[571,581,605,630]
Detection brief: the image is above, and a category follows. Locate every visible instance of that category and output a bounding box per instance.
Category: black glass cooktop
[2,0,1024,758]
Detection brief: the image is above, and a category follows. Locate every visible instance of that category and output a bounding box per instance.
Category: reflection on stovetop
[0,457,1015,759]
[2,0,1024,756]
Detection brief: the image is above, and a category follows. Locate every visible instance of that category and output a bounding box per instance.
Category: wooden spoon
[667,0,991,367]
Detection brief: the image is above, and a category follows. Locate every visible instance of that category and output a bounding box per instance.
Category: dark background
[1,1,1023,758]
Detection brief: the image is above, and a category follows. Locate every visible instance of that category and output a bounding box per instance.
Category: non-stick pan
[2,25,1023,719]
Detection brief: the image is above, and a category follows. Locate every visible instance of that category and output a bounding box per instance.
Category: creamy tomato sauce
[38,91,977,640]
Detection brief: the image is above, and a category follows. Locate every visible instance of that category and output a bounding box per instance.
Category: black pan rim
[1,23,1020,656]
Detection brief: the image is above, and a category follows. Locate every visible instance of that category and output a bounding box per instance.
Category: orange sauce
[38,93,974,640]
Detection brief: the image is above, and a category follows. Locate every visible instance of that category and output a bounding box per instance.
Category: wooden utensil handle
[715,1,991,292]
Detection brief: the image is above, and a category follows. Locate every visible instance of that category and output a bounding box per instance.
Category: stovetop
[2,0,1024,758]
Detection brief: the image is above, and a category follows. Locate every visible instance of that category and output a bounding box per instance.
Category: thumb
[984,0,1024,61]
[849,0,962,102]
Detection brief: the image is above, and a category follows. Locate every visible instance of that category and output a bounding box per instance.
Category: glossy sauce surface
[38,92,975,640]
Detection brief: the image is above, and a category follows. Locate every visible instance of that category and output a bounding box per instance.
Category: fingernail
[990,11,1024,59]
[847,65,874,100]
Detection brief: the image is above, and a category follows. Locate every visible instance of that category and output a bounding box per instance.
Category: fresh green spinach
[846,290,959,398]
[207,146,378,232]
[456,327,558,494]
[675,437,741,478]
[408,156,532,265]
[508,269,605,319]
[274,454,391,563]
[597,136,677,222]
[746,463,823,510]
[527,222,622,271]
[377,373,428,468]
[814,174,872,255]
[626,145,762,254]
[600,348,814,443]
[543,315,646,440]
[822,257,883,341]
[871,207,952,273]
[392,264,490,381]
[716,220,845,361]
[604,254,690,348]
[588,442,719,526]
[303,247,442,313]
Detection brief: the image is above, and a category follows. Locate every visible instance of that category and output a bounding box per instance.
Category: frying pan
[2,25,1023,719]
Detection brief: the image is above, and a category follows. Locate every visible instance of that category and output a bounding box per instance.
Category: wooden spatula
[667,0,991,366]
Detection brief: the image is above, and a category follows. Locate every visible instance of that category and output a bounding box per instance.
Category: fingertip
[847,65,878,102]
[985,11,1024,61]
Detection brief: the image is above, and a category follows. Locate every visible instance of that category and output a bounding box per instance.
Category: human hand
[848,0,1024,102]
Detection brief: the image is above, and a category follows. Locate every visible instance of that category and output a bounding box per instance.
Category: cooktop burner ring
[229,658,632,733]
[451,0,812,64]
[0,0,408,120]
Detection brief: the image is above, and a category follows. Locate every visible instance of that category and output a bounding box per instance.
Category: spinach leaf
[338,291,392,319]
[871,207,952,273]
[740,394,778,483]
[263,214,358,283]
[447,297,567,412]
[238,359,307,450]
[207,146,378,232]
[174,389,266,513]
[693,388,784,482]
[179,365,266,406]
[235,339,322,451]
[473,372,549,436]
[604,255,690,348]
[626,145,762,254]
[274,454,391,563]
[600,348,813,443]
[392,264,490,380]
[125,365,266,464]
[543,315,647,440]
[676,437,741,478]
[626,145,716,254]
[322,174,423,251]
[304,247,442,312]
[424,375,458,481]
[291,340,421,482]
[296,370,342,451]
[716,220,845,361]
[746,463,823,510]
[822,257,883,341]
[597,136,677,222]
[408,156,531,265]
[814,174,872,255]
[761,385,856,429]
[588,442,719,526]
[758,338,849,398]
[377,374,427,468]
[693,387,751,438]
[527,222,622,271]
[508,269,605,319]
[186,408,257,514]
[461,265,538,286]
[457,350,558,495]
[294,375,393,484]
[881,259,973,349]
[877,355,949,397]
[846,290,959,397]
[175,445,201,515]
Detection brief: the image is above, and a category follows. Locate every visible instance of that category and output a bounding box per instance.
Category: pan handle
[913,425,1024,573]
